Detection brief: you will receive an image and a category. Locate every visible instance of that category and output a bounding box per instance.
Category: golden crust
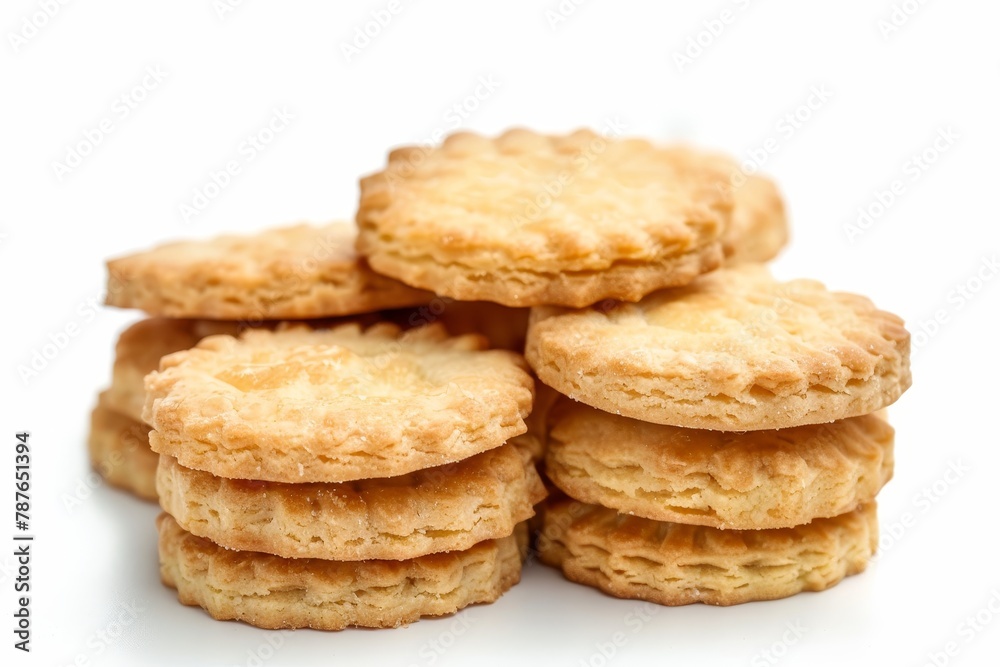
[144,322,534,483]
[545,399,893,529]
[356,129,734,307]
[107,319,243,422]
[527,265,911,430]
[157,514,525,630]
[87,393,158,501]
[157,444,546,561]
[538,499,877,606]
[106,222,432,319]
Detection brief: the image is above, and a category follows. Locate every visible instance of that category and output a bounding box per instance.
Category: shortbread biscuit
[356,129,734,307]
[723,174,788,264]
[527,265,911,430]
[106,222,432,319]
[157,443,545,560]
[545,400,893,529]
[158,513,526,630]
[107,318,242,422]
[538,499,877,606]
[88,393,157,500]
[145,323,534,483]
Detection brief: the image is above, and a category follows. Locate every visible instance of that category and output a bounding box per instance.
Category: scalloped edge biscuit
[527,264,911,430]
[538,499,877,606]
[145,322,534,483]
[106,222,433,319]
[88,392,158,501]
[158,513,527,630]
[545,399,893,529]
[157,444,546,561]
[356,129,734,307]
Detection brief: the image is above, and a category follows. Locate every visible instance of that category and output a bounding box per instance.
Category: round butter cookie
[545,399,893,529]
[106,222,432,319]
[158,514,527,630]
[144,323,534,483]
[88,392,158,500]
[538,499,877,606]
[356,129,734,307]
[157,443,546,560]
[527,264,911,430]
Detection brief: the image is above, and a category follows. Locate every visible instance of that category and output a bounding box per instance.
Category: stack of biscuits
[96,223,547,629]
[352,130,911,606]
[95,128,911,627]
[527,266,908,604]
[145,323,543,630]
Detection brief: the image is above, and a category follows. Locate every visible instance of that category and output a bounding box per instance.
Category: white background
[2,1,999,665]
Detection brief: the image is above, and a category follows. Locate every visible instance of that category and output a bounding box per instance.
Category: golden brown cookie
[158,513,526,630]
[538,499,877,606]
[145,323,534,483]
[88,392,158,501]
[356,129,734,307]
[545,399,893,529]
[527,265,911,430]
[723,173,788,264]
[157,443,545,560]
[107,318,242,422]
[106,222,432,319]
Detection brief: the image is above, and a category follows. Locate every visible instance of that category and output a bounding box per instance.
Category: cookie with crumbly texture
[538,499,877,606]
[145,322,534,483]
[106,222,432,319]
[88,392,158,501]
[107,319,242,422]
[157,443,545,560]
[545,399,893,529]
[527,265,911,430]
[158,513,526,630]
[356,129,734,308]
[723,173,788,264]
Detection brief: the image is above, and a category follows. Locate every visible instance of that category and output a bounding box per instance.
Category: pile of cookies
[529,265,907,604]
[96,223,548,629]
[94,128,911,627]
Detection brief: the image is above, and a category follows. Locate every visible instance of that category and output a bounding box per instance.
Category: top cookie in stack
[356,129,786,307]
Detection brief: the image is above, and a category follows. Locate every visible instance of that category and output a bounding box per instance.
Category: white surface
[2,1,999,665]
